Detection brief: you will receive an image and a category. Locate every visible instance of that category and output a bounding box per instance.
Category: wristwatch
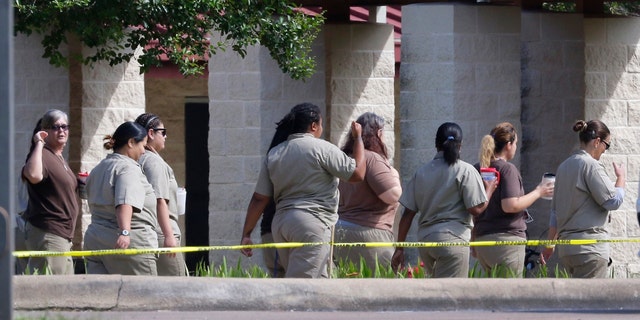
[119,230,130,236]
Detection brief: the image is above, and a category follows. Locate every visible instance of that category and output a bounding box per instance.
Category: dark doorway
[184,102,210,273]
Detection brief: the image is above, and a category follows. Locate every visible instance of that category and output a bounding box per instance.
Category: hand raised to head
[350,121,362,139]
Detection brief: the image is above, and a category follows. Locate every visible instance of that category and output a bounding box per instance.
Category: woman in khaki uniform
[240,103,366,278]
[136,113,186,276]
[541,120,625,278]
[392,122,496,278]
[84,121,159,275]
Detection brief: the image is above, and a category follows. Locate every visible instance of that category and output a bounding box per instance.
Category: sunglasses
[49,124,70,131]
[153,128,167,137]
[602,139,610,150]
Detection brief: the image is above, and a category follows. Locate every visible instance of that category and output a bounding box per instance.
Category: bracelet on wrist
[545,245,555,249]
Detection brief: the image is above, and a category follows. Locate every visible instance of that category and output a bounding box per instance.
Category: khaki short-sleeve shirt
[254,133,356,227]
[139,151,180,236]
[400,152,487,239]
[86,153,158,230]
[553,150,616,257]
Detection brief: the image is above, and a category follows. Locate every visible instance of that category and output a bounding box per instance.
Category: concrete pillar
[325,23,396,160]
[401,3,521,177]
[78,48,146,170]
[400,3,521,261]
[520,12,585,260]
[73,47,146,250]
[584,17,640,277]
[207,32,325,268]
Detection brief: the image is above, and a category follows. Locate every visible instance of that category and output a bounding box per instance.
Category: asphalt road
[14,311,640,320]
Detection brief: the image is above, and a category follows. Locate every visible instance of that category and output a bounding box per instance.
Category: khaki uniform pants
[84,223,158,275]
[24,222,73,275]
[474,233,526,278]
[334,221,394,268]
[560,253,609,278]
[157,233,187,276]
[417,229,469,278]
[272,209,331,278]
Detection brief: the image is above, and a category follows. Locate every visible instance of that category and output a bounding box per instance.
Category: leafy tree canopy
[543,1,640,16]
[13,0,324,80]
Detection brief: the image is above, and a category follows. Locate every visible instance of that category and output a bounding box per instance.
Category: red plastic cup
[77,172,89,184]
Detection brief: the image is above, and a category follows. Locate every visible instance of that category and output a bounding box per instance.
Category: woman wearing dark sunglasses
[22,109,79,274]
[135,113,186,276]
[84,121,159,275]
[541,119,625,278]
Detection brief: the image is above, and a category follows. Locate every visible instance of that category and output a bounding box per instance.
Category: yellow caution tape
[12,238,640,258]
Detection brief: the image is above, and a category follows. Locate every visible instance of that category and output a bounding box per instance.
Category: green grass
[193,256,268,278]
[190,255,572,278]
[25,255,572,278]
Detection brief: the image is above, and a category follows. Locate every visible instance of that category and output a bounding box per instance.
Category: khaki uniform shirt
[553,150,616,257]
[255,133,356,227]
[400,152,487,239]
[139,151,181,237]
[86,153,158,231]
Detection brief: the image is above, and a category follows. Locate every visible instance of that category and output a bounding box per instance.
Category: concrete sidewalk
[12,275,640,312]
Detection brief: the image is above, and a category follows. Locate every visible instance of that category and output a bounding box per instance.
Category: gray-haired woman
[22,109,79,274]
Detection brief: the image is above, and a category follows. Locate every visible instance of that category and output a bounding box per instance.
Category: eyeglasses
[602,139,611,150]
[49,124,70,131]
[153,128,167,137]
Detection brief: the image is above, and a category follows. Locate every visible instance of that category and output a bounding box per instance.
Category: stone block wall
[520,12,585,264]
[584,17,640,277]
[325,23,396,160]
[13,34,70,185]
[400,4,521,180]
[77,47,146,172]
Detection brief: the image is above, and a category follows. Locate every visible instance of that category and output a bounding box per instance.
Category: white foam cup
[177,187,187,215]
[541,173,555,200]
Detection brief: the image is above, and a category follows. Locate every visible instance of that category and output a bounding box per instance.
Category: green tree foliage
[13,0,324,80]
[542,2,576,12]
[543,1,640,16]
[608,1,640,16]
